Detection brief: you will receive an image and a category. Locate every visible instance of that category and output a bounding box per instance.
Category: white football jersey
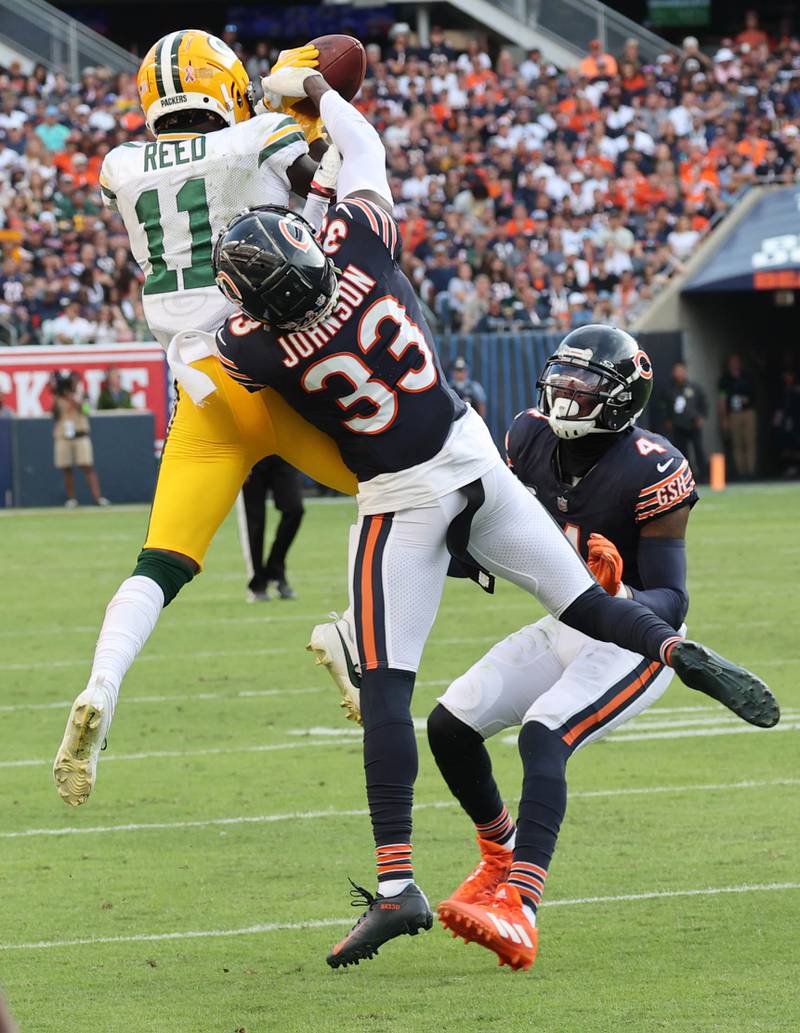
[99,113,307,348]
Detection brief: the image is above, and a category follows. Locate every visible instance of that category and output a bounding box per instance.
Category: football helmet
[137,29,253,134]
[537,325,653,439]
[213,205,339,331]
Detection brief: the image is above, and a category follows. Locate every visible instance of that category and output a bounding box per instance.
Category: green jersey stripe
[258,131,305,166]
[100,184,116,200]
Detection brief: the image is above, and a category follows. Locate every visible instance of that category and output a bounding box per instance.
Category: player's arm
[261,64,393,214]
[629,506,691,629]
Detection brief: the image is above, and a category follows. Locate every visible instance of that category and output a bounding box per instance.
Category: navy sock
[361,668,417,885]
[509,721,571,912]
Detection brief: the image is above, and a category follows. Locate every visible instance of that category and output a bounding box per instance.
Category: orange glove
[587,532,625,596]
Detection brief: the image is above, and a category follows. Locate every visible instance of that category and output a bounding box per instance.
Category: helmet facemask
[538,360,638,439]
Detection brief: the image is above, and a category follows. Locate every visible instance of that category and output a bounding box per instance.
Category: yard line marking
[609,711,800,733]
[606,722,800,743]
[0,680,452,714]
[0,738,359,770]
[0,638,498,672]
[3,778,796,840]
[2,882,797,952]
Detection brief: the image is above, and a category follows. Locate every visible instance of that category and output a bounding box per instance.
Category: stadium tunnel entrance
[635,185,800,478]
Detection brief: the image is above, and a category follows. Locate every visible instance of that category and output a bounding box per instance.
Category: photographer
[51,371,109,508]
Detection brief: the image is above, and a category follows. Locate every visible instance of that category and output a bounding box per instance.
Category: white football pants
[345,460,594,674]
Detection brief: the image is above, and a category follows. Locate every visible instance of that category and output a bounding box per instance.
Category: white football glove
[260,67,323,108]
[311,145,342,197]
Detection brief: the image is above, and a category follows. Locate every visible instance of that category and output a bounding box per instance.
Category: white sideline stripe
[2,882,797,952]
[3,778,796,840]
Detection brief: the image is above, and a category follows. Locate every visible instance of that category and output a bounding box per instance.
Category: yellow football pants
[144,356,356,568]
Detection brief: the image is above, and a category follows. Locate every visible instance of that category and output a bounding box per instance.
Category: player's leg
[238,460,269,598]
[263,457,304,598]
[326,498,461,969]
[429,618,565,904]
[53,358,274,806]
[466,462,778,727]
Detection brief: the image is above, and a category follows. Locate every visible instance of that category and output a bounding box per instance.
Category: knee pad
[518,720,571,777]
[132,548,195,607]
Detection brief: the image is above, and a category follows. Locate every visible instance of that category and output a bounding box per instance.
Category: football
[293,33,367,117]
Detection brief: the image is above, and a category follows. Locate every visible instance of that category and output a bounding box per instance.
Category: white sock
[502,829,517,850]
[522,904,537,927]
[88,575,165,715]
[378,878,413,897]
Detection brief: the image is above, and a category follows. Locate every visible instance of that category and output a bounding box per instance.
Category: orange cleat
[438,882,538,972]
[439,836,513,907]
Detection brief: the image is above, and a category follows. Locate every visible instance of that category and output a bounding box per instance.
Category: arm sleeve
[630,536,689,629]
[98,156,117,211]
[318,89,392,204]
[255,114,308,188]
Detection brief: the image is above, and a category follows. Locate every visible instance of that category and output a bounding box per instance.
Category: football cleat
[439,837,513,907]
[272,578,296,600]
[307,613,362,724]
[438,882,538,972]
[53,678,115,806]
[247,588,269,603]
[671,640,780,728]
[327,881,433,969]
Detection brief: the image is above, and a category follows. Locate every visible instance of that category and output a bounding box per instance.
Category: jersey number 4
[301,296,437,435]
[135,177,214,295]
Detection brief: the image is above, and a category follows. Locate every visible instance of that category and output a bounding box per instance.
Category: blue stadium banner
[684,185,800,293]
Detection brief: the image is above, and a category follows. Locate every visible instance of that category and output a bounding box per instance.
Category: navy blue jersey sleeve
[505,408,551,481]
[216,315,272,393]
[630,430,699,525]
[326,196,402,262]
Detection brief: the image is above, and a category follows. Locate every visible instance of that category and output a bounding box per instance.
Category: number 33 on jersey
[216,199,466,480]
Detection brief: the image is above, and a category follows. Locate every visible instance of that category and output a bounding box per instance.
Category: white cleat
[307,614,362,724]
[53,678,115,806]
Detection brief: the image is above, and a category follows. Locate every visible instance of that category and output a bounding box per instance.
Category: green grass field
[1,487,798,1033]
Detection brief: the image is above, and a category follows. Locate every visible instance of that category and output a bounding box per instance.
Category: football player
[212,65,778,968]
[428,327,714,970]
[53,34,357,807]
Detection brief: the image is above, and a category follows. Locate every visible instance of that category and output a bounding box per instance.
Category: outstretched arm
[261,66,393,213]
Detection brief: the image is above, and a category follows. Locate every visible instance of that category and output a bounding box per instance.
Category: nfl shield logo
[557,495,568,512]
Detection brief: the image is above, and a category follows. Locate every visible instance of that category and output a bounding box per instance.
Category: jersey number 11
[135,177,215,295]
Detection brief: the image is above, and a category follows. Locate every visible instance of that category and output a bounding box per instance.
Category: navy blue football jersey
[216,196,466,480]
[506,408,698,590]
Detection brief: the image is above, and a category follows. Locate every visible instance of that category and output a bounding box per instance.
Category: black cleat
[671,640,780,728]
[273,579,296,600]
[326,880,433,969]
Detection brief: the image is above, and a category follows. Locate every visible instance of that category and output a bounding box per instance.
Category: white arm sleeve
[318,90,392,205]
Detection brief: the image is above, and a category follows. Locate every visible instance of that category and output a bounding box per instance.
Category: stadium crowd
[1,14,799,345]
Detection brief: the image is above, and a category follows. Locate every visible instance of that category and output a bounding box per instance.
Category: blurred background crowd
[1,11,799,348]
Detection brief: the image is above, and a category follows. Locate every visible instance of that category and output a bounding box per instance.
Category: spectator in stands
[736,11,769,50]
[35,106,70,152]
[579,39,618,80]
[97,367,133,410]
[718,354,757,479]
[42,301,95,345]
[662,361,708,481]
[448,357,487,418]
[50,371,108,507]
